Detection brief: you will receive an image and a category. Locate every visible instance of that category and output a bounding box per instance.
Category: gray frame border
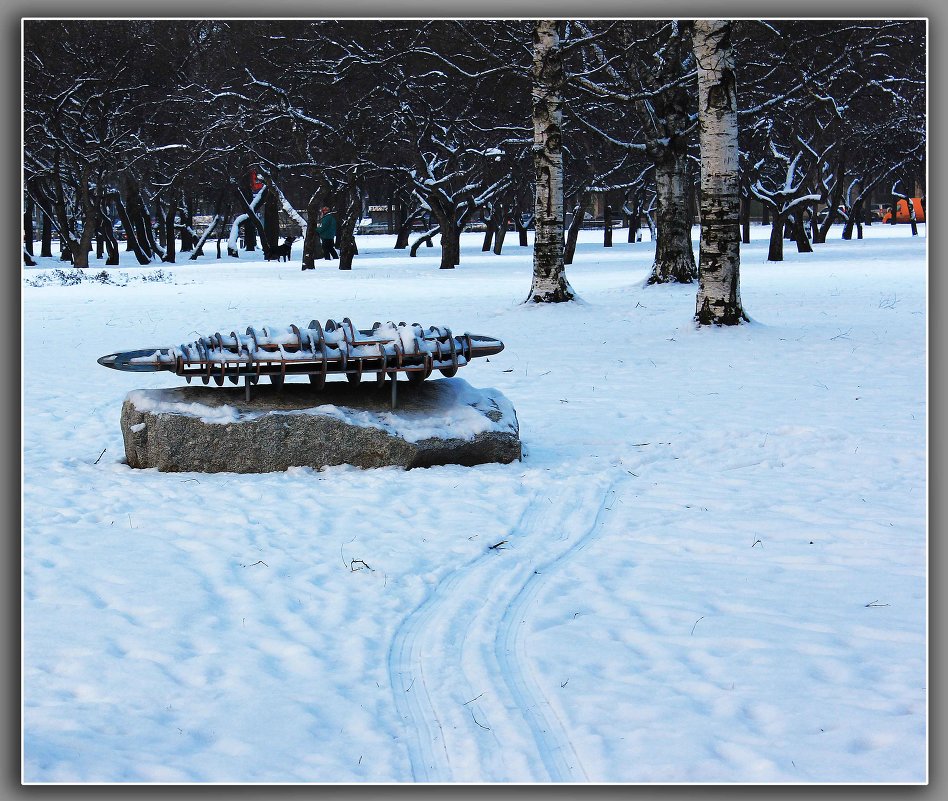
[9,0,940,796]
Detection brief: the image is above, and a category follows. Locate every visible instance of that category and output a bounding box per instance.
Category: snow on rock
[120,379,521,472]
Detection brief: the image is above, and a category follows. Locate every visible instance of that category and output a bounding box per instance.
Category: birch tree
[693,19,748,326]
[527,20,575,304]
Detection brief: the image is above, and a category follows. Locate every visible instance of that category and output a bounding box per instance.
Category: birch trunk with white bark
[693,19,748,326]
[526,20,575,304]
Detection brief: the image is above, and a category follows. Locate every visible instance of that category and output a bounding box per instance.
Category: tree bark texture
[40,210,53,257]
[338,187,361,270]
[263,189,281,255]
[98,210,120,265]
[515,211,531,247]
[793,212,813,253]
[564,191,590,265]
[647,153,697,284]
[163,198,178,263]
[24,194,34,255]
[493,204,509,255]
[481,206,497,252]
[526,20,575,303]
[767,211,785,261]
[693,19,748,326]
[302,191,325,267]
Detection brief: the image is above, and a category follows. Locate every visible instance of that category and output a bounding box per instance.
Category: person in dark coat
[318,206,338,259]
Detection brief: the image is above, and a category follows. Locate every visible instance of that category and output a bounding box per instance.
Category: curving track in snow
[387,474,618,782]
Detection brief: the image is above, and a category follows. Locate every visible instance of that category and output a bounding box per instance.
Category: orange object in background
[882,197,925,224]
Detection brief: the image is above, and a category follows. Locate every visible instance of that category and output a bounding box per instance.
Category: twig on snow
[691,616,705,635]
[488,540,508,551]
[93,447,107,465]
[340,536,356,569]
[469,708,490,730]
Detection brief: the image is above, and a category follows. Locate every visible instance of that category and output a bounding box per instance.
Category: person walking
[318,206,338,259]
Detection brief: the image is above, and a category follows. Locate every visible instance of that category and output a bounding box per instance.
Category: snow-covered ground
[22,224,927,783]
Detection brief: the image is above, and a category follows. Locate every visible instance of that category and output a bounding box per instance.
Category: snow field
[22,224,926,782]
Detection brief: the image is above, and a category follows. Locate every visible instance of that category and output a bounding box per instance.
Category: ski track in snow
[389,474,617,782]
[23,227,927,782]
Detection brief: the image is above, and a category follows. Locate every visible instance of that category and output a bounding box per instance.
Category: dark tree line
[23,18,925,288]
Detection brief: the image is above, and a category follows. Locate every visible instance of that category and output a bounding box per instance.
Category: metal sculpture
[98,318,504,407]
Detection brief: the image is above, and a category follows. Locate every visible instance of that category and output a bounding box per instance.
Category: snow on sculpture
[98,318,505,407]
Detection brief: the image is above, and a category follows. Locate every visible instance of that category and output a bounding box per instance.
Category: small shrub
[90,270,115,285]
[52,269,83,286]
[141,269,173,283]
[24,267,173,287]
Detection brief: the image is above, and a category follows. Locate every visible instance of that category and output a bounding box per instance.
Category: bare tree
[526,20,576,303]
[693,19,748,326]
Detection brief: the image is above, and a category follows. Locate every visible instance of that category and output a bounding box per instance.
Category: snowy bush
[23,268,173,288]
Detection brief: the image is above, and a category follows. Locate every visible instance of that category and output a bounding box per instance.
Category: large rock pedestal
[120,378,521,473]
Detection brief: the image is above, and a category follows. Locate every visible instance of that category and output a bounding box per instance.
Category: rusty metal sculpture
[98,318,504,407]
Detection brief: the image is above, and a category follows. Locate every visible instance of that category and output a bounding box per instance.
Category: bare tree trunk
[440,224,460,269]
[481,205,496,252]
[263,187,281,257]
[179,194,195,252]
[493,204,509,254]
[603,200,613,247]
[793,211,813,253]
[647,152,698,284]
[693,19,748,326]
[301,191,325,268]
[216,199,233,259]
[564,191,590,265]
[24,194,34,256]
[122,179,154,260]
[426,205,460,269]
[113,193,151,264]
[41,209,53,257]
[163,197,178,263]
[395,204,423,249]
[765,209,786,261]
[338,188,361,270]
[907,197,919,236]
[244,214,257,251]
[515,210,531,246]
[526,20,575,303]
[855,199,865,239]
[99,210,120,265]
[410,226,440,256]
[740,181,751,244]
